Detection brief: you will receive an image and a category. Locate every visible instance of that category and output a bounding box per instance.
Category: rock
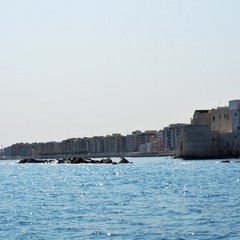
[92,160,100,164]
[18,158,53,164]
[57,159,64,164]
[100,158,113,164]
[119,157,130,164]
[18,158,30,163]
[18,157,131,165]
[82,159,92,164]
[18,158,39,163]
[58,159,72,164]
[71,157,83,164]
[221,160,230,163]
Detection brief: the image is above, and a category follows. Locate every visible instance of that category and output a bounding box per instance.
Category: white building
[229,100,240,131]
[164,123,186,150]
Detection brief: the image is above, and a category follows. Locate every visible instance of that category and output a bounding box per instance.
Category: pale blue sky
[1,0,240,146]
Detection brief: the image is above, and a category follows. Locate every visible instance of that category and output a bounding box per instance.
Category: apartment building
[89,136,105,154]
[164,124,186,151]
[103,134,125,154]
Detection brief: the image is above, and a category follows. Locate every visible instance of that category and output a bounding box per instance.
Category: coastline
[0,151,177,160]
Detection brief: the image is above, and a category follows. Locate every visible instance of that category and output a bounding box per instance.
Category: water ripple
[0,158,240,239]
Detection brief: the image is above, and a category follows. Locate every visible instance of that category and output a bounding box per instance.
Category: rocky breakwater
[18,158,56,164]
[18,157,132,165]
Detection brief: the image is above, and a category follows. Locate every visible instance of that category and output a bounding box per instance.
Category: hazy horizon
[1,0,240,147]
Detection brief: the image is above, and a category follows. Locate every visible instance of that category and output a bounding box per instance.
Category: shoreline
[0,151,177,160]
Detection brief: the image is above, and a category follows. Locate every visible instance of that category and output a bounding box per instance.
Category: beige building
[178,100,240,159]
[191,110,211,126]
[211,107,232,133]
[103,134,125,154]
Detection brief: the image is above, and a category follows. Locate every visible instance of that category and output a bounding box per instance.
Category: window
[213,116,215,122]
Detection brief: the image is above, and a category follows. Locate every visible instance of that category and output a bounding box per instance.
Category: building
[103,134,125,154]
[164,124,186,151]
[89,136,105,154]
[211,107,232,133]
[4,127,178,158]
[229,100,240,131]
[191,110,211,126]
[155,130,164,152]
[125,133,138,152]
[61,138,77,155]
[178,100,240,159]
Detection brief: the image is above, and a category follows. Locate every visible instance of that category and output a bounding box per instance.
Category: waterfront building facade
[4,128,177,158]
[89,136,105,154]
[103,134,125,154]
[211,107,232,133]
[164,124,186,151]
[125,131,141,152]
[178,100,240,159]
[191,110,211,126]
[229,100,240,131]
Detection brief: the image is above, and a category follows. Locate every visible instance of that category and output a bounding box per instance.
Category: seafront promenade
[2,129,179,159]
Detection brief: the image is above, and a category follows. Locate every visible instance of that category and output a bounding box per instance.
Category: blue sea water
[0,157,240,240]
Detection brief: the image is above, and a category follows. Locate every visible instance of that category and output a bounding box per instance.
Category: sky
[1,0,240,147]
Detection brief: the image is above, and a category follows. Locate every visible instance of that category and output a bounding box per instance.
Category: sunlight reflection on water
[0,157,240,239]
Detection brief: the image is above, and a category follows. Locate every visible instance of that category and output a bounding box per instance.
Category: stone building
[229,100,240,131]
[178,100,240,159]
[191,110,211,126]
[211,107,232,133]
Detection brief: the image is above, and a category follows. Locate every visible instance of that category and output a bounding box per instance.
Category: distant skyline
[1,0,240,147]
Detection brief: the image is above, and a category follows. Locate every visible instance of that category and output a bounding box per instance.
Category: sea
[0,157,240,240]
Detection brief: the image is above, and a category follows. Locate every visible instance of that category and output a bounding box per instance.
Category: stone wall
[178,125,240,159]
[178,125,221,159]
[219,131,240,157]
